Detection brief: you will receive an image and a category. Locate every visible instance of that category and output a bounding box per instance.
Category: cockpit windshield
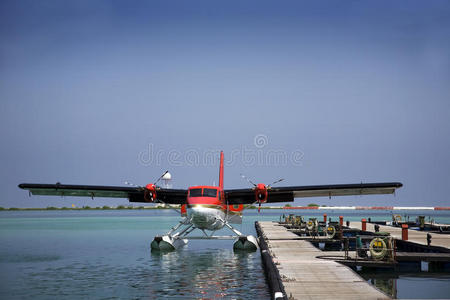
[189,188,202,197]
[203,188,218,197]
[188,188,218,198]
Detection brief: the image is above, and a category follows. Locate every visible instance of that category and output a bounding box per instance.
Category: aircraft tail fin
[219,151,224,189]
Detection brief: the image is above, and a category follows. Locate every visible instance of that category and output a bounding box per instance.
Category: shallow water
[1,209,449,299]
[0,210,272,299]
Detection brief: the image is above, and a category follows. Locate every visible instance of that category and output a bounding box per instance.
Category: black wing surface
[18,183,187,204]
[225,182,403,205]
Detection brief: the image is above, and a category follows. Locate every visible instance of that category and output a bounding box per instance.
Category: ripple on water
[0,254,61,263]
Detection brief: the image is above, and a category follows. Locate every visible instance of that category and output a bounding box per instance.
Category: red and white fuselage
[185,151,243,230]
[186,186,226,230]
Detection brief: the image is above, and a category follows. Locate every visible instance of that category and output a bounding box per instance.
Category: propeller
[125,171,180,214]
[124,170,170,202]
[240,174,284,212]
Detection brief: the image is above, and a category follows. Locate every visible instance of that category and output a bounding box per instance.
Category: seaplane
[19,151,402,251]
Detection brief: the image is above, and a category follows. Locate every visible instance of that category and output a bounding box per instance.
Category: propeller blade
[154,170,169,186]
[267,178,284,188]
[240,173,257,187]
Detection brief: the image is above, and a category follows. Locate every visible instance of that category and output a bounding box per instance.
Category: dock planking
[258,221,391,300]
[349,221,450,249]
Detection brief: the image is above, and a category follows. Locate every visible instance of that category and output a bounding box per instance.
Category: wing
[225,182,403,205]
[18,183,187,204]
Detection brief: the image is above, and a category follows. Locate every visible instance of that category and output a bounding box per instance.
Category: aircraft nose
[190,207,207,219]
[188,206,217,229]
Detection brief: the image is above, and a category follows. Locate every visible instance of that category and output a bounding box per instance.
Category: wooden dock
[349,221,450,250]
[257,221,391,300]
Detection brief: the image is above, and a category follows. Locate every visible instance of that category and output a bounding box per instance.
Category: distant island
[1,204,446,211]
[0,204,318,211]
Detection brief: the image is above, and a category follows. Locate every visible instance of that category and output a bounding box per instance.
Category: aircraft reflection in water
[149,249,267,298]
[19,151,402,251]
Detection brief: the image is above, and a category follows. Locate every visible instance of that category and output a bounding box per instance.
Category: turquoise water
[1,209,449,299]
[0,210,274,299]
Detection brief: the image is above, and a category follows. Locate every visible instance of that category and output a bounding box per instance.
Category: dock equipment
[350,221,450,251]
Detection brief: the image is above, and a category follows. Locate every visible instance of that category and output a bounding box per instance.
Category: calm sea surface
[1,209,449,299]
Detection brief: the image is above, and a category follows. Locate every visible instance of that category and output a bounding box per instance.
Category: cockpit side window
[189,188,202,197]
[203,188,218,198]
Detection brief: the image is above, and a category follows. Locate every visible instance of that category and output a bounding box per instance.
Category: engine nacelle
[144,183,157,202]
[254,183,268,203]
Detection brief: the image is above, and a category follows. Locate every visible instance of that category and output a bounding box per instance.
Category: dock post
[402,224,408,240]
[323,213,327,223]
[339,216,343,227]
[361,218,367,231]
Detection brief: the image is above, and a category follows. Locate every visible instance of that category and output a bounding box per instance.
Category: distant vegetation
[0,205,294,211]
[307,203,319,207]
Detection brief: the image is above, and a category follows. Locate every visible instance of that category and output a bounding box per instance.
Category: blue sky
[1,0,449,207]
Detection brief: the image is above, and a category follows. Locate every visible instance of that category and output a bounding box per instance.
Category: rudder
[219,151,224,189]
